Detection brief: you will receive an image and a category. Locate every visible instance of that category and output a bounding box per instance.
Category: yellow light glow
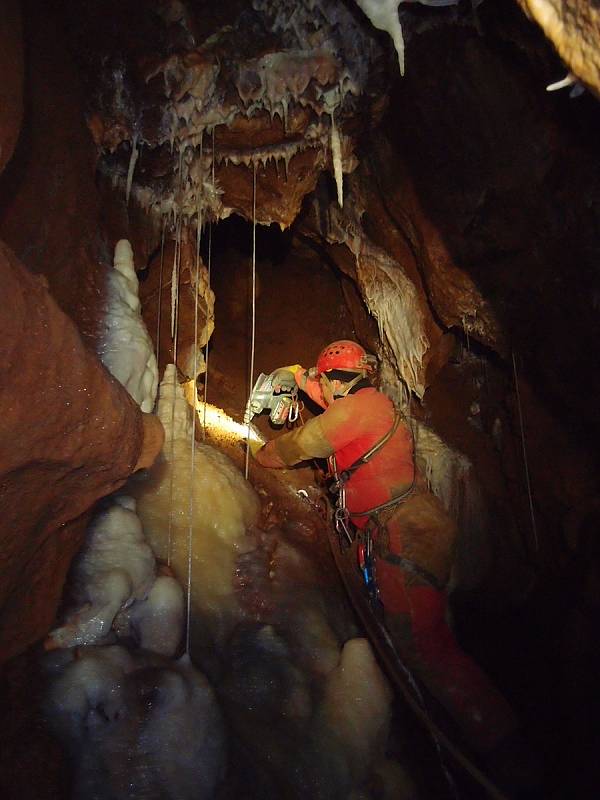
[182,380,263,444]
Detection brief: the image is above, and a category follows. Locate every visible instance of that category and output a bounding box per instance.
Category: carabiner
[334,506,354,548]
[288,399,299,424]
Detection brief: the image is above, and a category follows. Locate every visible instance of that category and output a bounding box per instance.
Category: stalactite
[330,112,344,207]
[125,133,139,206]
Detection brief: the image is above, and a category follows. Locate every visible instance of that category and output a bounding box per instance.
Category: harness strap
[379,553,446,592]
[333,411,404,489]
[349,480,415,518]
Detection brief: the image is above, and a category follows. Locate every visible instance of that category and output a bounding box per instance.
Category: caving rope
[244,161,258,480]
[202,130,214,439]
[512,351,539,553]
[324,407,509,800]
[184,182,204,657]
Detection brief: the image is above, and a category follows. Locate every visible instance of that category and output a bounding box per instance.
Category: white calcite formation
[98,239,159,413]
[354,0,407,75]
[132,364,260,655]
[46,495,184,658]
[411,419,492,592]
[44,647,226,800]
[311,638,394,795]
[323,196,429,399]
[354,0,460,77]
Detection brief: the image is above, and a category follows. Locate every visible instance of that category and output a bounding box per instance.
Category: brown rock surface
[218,149,327,229]
[0,0,23,176]
[0,240,145,664]
[0,0,109,344]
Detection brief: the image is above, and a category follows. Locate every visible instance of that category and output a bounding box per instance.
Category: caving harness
[328,410,445,599]
[328,411,410,601]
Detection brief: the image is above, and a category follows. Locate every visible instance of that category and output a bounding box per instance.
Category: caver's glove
[279,364,303,374]
[247,437,264,458]
[271,366,301,392]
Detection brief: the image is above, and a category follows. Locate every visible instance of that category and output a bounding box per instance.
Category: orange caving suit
[256,376,518,753]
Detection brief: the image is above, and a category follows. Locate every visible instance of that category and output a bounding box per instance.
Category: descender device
[243,371,300,427]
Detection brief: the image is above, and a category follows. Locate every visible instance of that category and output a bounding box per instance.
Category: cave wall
[391,3,600,434]
[386,2,600,569]
[0,0,160,664]
[0,0,111,342]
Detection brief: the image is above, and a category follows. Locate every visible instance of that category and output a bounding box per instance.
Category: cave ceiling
[67,0,387,230]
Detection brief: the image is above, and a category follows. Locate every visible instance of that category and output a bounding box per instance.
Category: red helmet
[316,340,374,375]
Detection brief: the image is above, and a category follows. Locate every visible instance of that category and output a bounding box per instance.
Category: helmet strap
[337,373,365,396]
[322,371,365,398]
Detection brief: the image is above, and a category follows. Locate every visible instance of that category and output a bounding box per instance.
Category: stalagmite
[132,365,260,654]
[98,239,159,413]
[311,637,394,795]
[45,495,184,657]
[44,646,226,800]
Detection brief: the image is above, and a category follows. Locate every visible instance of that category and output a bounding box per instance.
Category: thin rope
[185,197,203,657]
[167,183,184,566]
[512,351,539,552]
[166,220,180,566]
[155,218,166,368]
[244,162,257,480]
[202,128,215,438]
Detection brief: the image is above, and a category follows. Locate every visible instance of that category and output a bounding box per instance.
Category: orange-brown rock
[0,240,147,664]
[218,148,326,229]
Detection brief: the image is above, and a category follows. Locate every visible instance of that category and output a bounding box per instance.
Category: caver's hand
[247,437,264,458]
[270,367,300,392]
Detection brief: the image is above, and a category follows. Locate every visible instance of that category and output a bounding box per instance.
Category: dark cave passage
[196,215,358,427]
